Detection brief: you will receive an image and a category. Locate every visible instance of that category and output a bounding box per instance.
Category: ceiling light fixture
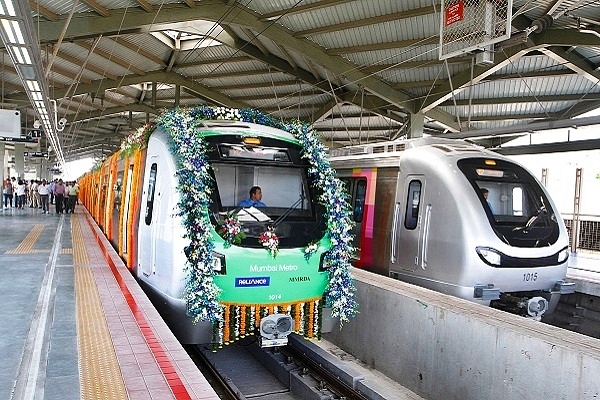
[0,0,64,166]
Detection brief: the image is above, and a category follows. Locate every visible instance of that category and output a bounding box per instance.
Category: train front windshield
[458,158,560,248]
[206,136,326,248]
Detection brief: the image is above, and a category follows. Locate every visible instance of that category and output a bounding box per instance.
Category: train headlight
[557,247,569,263]
[318,251,331,272]
[211,252,226,274]
[259,314,294,348]
[476,247,501,266]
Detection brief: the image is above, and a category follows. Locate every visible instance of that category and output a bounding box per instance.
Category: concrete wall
[324,268,600,400]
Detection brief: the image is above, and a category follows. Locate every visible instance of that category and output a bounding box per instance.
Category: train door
[110,166,124,246]
[139,158,158,277]
[340,177,368,265]
[393,175,429,272]
[121,164,134,256]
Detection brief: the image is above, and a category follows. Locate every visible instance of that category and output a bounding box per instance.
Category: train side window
[512,187,523,216]
[353,179,367,223]
[404,180,421,230]
[144,163,158,225]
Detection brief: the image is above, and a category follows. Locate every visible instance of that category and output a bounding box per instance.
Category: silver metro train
[329,137,574,317]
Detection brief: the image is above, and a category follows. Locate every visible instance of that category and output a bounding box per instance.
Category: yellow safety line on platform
[73,214,127,399]
[75,266,128,400]
[5,224,47,254]
[71,215,89,265]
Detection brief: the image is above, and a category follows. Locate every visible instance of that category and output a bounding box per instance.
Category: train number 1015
[523,272,538,282]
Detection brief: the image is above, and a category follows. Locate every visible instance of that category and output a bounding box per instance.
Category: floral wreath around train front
[122,106,358,330]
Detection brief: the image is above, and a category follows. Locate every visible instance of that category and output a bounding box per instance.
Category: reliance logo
[235,277,270,287]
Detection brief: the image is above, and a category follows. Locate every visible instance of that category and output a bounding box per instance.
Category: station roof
[2,0,600,163]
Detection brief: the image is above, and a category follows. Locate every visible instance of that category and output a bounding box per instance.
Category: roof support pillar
[407,113,424,138]
[151,81,157,108]
[41,160,49,180]
[14,143,25,179]
[0,142,5,184]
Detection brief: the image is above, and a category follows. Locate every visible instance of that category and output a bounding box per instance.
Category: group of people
[2,177,79,214]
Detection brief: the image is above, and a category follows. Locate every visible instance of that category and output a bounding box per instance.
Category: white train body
[137,129,189,302]
[330,137,574,317]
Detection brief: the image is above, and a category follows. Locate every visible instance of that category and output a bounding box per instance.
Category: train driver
[239,186,266,207]
[481,188,494,214]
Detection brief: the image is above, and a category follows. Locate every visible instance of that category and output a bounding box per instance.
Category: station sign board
[0,109,21,138]
[24,151,49,158]
[0,136,38,143]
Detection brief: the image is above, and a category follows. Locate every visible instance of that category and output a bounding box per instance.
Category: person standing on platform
[53,179,66,214]
[11,177,18,207]
[38,179,50,214]
[30,180,40,208]
[49,179,56,205]
[3,178,13,208]
[16,179,26,209]
[66,181,79,213]
[64,181,71,213]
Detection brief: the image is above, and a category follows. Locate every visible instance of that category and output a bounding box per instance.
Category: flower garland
[302,240,320,261]
[152,106,358,327]
[217,214,245,247]
[156,109,223,324]
[282,120,359,324]
[259,228,279,258]
[120,123,152,158]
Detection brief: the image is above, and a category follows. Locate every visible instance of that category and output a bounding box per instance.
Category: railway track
[187,334,375,400]
[543,291,600,339]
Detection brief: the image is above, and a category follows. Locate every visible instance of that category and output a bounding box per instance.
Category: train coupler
[474,284,500,301]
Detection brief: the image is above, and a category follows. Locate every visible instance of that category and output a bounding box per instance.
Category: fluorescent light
[21,47,30,64]
[0,0,64,166]
[1,19,14,42]
[13,20,23,43]
[11,45,23,63]
[1,0,16,17]
[11,46,31,64]
[25,79,40,91]
[0,19,24,44]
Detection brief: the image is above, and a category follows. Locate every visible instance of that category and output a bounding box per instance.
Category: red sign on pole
[445,1,464,26]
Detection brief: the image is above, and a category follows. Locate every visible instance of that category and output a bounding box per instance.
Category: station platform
[567,251,600,297]
[0,204,219,400]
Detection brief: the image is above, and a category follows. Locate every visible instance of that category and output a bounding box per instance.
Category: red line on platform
[84,213,193,400]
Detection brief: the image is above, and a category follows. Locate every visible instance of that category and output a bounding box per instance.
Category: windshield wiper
[272,196,305,228]
[512,204,547,233]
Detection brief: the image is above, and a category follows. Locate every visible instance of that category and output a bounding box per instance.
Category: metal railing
[563,215,600,254]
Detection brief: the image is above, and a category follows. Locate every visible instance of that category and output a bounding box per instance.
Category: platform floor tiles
[0,205,219,400]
